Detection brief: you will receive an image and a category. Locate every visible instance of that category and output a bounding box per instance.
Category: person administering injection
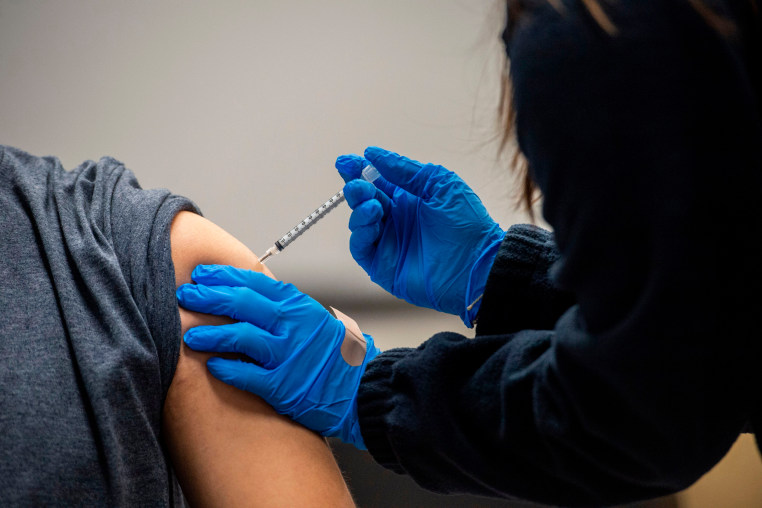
[176,0,762,506]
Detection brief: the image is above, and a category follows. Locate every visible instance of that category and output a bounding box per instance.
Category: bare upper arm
[163,211,354,508]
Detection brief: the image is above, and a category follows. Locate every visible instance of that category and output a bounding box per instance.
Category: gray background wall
[0,0,528,333]
[2,1,760,507]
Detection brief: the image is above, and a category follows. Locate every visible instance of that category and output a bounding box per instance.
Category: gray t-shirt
[0,145,198,506]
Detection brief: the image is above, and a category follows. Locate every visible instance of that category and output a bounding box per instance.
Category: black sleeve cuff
[475,223,575,336]
[357,347,415,473]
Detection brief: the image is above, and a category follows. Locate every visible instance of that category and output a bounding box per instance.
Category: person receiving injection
[176,0,761,506]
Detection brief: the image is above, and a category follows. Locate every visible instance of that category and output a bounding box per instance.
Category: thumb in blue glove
[335,147,505,326]
[176,264,381,450]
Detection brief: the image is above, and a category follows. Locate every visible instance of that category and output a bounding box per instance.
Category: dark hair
[498,0,749,215]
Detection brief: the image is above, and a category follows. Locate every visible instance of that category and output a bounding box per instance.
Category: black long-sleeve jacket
[356,0,762,505]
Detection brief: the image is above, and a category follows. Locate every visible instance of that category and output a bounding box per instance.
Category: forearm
[357,323,714,506]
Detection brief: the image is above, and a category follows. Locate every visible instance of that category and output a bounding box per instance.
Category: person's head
[498,0,754,216]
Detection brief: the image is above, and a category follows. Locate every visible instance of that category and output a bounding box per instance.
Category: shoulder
[0,144,60,183]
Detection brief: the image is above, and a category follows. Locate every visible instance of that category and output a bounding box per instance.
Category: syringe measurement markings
[259,164,379,263]
[275,190,346,248]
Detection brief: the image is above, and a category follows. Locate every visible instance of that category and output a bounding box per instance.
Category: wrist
[326,308,381,449]
[463,229,506,327]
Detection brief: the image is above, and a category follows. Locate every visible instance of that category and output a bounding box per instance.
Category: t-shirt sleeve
[0,145,199,504]
[103,161,201,396]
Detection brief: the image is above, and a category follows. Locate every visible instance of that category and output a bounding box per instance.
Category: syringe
[259,164,381,263]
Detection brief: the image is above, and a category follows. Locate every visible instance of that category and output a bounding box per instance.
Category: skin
[162,211,355,508]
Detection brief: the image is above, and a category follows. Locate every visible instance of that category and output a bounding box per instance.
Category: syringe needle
[259,249,276,263]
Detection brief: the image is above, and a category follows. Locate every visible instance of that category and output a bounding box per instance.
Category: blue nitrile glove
[176,264,381,450]
[335,146,505,326]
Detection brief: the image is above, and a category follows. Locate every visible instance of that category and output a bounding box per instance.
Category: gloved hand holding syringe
[259,164,381,263]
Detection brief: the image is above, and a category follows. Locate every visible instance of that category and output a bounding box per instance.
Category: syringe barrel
[276,189,346,249]
[262,164,380,261]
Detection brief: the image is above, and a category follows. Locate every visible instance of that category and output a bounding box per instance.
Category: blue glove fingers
[176,283,279,330]
[206,357,272,398]
[191,265,294,302]
[349,224,381,268]
[344,179,392,217]
[348,200,383,231]
[335,154,367,183]
[336,154,396,199]
[183,322,283,369]
[364,146,433,198]
[343,179,375,208]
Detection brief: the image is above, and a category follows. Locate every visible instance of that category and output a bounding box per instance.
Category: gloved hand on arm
[176,264,381,450]
[336,147,505,326]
